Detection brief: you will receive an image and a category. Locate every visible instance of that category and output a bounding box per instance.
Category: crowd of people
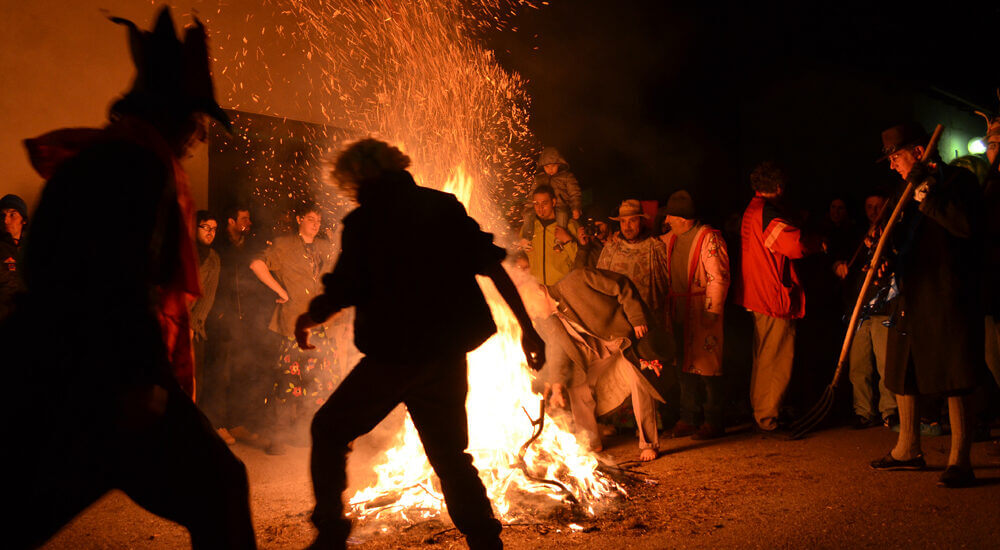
[2,6,998,550]
[509,127,1000,488]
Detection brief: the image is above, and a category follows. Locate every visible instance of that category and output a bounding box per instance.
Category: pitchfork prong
[788,386,835,439]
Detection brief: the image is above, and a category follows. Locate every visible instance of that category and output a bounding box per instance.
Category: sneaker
[937,465,975,488]
[883,414,900,432]
[264,440,287,456]
[852,415,879,430]
[870,453,926,470]
[670,420,698,438]
[692,424,725,440]
[920,421,943,437]
[216,427,237,445]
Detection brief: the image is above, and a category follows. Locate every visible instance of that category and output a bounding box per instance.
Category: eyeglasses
[198,224,218,232]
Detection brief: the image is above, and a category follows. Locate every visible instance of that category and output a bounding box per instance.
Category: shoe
[692,424,725,440]
[670,420,698,438]
[216,427,236,445]
[870,453,926,470]
[264,440,287,456]
[852,415,878,430]
[229,425,261,443]
[988,440,1000,458]
[883,414,900,432]
[920,421,943,437]
[937,465,975,488]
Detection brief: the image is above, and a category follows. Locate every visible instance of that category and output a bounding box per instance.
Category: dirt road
[41,424,1000,549]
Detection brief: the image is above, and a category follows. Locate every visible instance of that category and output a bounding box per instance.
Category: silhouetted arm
[484,263,546,371]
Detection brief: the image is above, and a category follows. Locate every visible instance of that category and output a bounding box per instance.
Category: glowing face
[196,219,218,246]
[987,135,999,166]
[532,192,555,220]
[229,210,251,235]
[620,216,643,241]
[888,147,920,179]
[828,199,848,225]
[864,196,886,225]
[2,208,24,239]
[543,163,559,176]
[297,211,322,239]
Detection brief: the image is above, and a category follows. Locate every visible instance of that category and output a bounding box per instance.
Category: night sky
[488,1,1000,225]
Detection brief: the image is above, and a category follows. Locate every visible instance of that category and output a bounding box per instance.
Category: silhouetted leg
[11,423,113,549]
[116,386,256,549]
[310,357,411,547]
[405,355,502,550]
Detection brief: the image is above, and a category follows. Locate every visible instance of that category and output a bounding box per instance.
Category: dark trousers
[679,371,725,427]
[310,353,502,549]
[11,384,256,549]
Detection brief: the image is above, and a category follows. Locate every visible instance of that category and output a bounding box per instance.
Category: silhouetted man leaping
[295,138,545,550]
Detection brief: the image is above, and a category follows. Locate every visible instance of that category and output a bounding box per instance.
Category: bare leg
[891,393,921,461]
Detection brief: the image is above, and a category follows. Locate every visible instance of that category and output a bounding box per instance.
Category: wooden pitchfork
[788,124,944,440]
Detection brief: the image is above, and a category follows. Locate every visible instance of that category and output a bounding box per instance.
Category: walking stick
[789,124,944,439]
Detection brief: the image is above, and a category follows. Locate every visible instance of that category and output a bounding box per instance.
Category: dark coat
[0,231,25,321]
[307,170,506,362]
[884,164,985,395]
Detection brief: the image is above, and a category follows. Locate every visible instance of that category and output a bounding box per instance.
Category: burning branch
[513,398,580,505]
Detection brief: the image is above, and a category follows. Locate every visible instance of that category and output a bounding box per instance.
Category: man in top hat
[982,115,1000,400]
[3,7,256,547]
[868,122,985,488]
[659,190,731,440]
[0,193,28,321]
[734,161,823,433]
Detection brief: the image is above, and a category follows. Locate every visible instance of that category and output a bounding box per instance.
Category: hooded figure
[519,146,583,241]
[3,7,255,548]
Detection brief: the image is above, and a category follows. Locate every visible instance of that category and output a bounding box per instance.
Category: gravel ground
[41,424,1000,549]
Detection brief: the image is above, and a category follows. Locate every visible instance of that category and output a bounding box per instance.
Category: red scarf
[25,118,201,398]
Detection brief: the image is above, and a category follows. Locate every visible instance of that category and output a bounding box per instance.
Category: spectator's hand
[517,238,533,251]
[548,383,567,409]
[576,226,589,245]
[572,209,582,220]
[833,261,849,279]
[275,287,290,303]
[905,161,932,186]
[634,324,648,339]
[700,310,720,328]
[913,181,930,203]
[553,225,573,245]
[521,328,546,371]
[294,313,318,350]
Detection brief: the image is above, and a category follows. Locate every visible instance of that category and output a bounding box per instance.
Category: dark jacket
[308,171,506,362]
[0,231,25,321]
[533,147,582,212]
[983,167,1000,318]
[884,164,985,395]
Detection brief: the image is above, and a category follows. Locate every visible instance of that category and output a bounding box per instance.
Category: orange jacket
[735,195,818,319]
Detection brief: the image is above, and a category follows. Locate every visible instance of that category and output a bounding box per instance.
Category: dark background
[488,0,1000,225]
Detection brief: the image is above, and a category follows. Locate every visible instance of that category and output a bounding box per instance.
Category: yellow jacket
[526,218,579,285]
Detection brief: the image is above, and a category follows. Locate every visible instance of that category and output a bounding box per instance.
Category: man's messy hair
[330,138,411,198]
[750,161,787,194]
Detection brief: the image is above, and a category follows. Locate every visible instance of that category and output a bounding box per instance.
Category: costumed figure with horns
[2,7,256,548]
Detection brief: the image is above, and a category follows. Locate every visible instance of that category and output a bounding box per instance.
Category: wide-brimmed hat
[610,199,651,221]
[878,123,929,162]
[663,190,695,219]
[110,6,231,132]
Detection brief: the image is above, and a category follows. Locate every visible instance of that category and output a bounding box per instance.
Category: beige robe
[661,226,730,376]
